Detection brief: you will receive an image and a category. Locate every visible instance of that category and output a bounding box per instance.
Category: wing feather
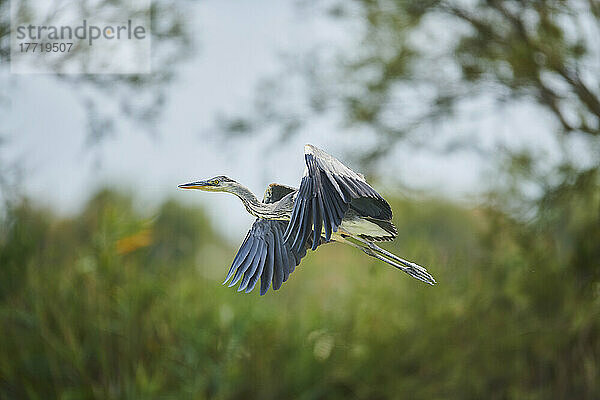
[228,238,259,287]
[311,194,322,251]
[319,193,332,243]
[244,243,267,293]
[238,241,265,291]
[260,231,275,295]
[272,225,285,290]
[224,219,309,295]
[284,144,392,252]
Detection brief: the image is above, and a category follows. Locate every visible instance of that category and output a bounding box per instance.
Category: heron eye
[213,179,220,185]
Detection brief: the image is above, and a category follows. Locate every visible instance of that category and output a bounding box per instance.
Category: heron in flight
[179,144,436,295]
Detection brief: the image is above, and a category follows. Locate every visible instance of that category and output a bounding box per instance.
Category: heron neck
[230,184,272,218]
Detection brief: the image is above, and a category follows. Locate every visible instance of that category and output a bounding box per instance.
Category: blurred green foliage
[1,181,598,399]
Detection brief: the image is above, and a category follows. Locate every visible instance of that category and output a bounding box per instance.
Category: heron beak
[178,180,211,190]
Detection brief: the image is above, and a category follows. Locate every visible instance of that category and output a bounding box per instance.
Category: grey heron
[179,144,436,295]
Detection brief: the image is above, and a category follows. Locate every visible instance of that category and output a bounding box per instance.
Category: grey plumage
[179,144,437,295]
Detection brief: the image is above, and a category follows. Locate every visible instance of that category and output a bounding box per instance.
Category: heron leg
[337,236,436,285]
[351,236,435,283]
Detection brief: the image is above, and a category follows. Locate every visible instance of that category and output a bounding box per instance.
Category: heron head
[178,175,237,192]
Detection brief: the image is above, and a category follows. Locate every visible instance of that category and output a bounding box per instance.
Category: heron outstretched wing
[223,219,307,295]
[284,144,392,253]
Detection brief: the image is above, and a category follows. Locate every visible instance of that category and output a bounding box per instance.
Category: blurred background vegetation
[1,0,599,399]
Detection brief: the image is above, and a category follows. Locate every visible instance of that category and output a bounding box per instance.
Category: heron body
[179,144,436,295]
